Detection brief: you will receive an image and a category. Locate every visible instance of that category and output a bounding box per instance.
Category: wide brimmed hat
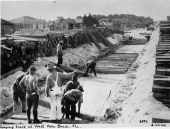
[29,65,36,71]
[77,86,84,92]
[46,63,56,70]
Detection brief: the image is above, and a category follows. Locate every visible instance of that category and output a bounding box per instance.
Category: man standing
[57,41,63,66]
[63,86,84,120]
[84,60,97,77]
[45,62,76,120]
[19,65,41,124]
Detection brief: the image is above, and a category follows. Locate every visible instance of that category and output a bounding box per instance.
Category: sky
[1,0,170,21]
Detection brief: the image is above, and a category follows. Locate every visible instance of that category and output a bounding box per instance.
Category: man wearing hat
[57,41,63,66]
[63,86,84,120]
[45,62,76,120]
[19,65,41,124]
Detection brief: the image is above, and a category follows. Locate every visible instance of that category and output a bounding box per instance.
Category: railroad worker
[46,32,51,44]
[45,62,76,120]
[57,41,63,66]
[145,35,151,42]
[19,65,41,124]
[61,74,80,118]
[12,72,29,113]
[84,60,97,77]
[63,86,84,120]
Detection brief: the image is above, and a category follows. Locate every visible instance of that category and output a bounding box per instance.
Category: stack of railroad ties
[152,20,170,108]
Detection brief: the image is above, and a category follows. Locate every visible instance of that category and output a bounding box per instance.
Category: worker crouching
[63,86,84,120]
[84,60,97,77]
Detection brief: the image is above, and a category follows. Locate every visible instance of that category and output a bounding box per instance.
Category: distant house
[112,19,128,29]
[74,19,83,29]
[99,18,112,26]
[48,21,58,31]
[48,18,84,31]
[9,16,48,31]
[1,19,15,37]
[62,18,76,30]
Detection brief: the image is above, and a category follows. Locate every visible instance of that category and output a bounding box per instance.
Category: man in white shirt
[45,62,76,120]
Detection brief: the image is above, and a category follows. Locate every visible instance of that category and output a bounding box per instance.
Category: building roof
[74,19,83,24]
[1,19,14,25]
[99,18,109,23]
[9,16,46,24]
[64,18,76,24]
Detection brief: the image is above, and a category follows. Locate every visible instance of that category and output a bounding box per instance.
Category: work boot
[33,110,41,124]
[27,111,32,124]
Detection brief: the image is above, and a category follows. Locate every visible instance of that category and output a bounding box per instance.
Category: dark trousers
[85,63,97,76]
[13,91,26,111]
[64,97,76,120]
[57,56,63,66]
[27,94,39,121]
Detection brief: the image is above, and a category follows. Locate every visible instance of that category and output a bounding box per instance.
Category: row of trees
[77,13,153,28]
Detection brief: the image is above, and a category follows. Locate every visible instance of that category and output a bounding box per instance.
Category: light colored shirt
[19,74,39,96]
[64,89,83,103]
[45,71,75,96]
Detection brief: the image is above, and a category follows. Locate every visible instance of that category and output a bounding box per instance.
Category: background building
[1,19,15,37]
[9,16,48,31]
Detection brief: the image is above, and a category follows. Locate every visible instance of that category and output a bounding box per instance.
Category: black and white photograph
[0,0,170,128]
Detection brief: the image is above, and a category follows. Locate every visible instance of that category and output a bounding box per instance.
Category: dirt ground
[1,28,168,125]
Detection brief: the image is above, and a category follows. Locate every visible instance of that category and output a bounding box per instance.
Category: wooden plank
[154,78,170,87]
[153,92,170,99]
[156,64,170,68]
[154,74,170,78]
[95,31,113,46]
[152,111,170,123]
[96,69,127,74]
[92,31,110,46]
[152,84,170,93]
[159,40,170,42]
[156,53,170,56]
[108,53,138,56]
[156,56,170,59]
[156,59,170,63]
[158,43,170,45]
[158,42,170,43]
[156,46,170,49]
[99,59,134,63]
[86,30,101,49]
[103,58,135,62]
[84,32,92,45]
[156,48,170,50]
[97,63,130,67]
[154,98,170,104]
[96,65,128,69]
